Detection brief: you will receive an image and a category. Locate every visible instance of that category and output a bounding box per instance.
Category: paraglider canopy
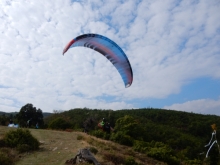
[63,33,133,88]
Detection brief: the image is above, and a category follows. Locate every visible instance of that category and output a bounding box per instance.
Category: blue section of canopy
[63,34,133,87]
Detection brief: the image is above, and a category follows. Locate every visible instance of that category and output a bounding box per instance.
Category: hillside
[1,108,220,164]
[0,126,165,165]
[44,108,220,164]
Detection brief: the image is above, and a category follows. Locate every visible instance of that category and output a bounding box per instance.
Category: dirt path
[16,129,92,165]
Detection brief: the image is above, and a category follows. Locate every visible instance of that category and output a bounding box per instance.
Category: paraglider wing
[63,34,133,88]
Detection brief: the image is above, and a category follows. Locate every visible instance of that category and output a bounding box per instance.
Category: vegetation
[48,117,72,130]
[44,108,220,164]
[16,103,44,128]
[0,126,163,165]
[0,128,39,165]
[1,106,220,164]
[0,113,16,126]
[3,128,39,153]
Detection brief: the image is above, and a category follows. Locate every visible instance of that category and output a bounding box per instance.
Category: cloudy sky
[0,0,220,115]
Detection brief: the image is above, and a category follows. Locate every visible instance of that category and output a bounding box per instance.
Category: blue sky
[0,0,220,115]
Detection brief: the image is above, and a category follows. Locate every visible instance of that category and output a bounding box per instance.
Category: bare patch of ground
[0,126,166,165]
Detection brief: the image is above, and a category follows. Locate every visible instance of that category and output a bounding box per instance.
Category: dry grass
[0,126,166,165]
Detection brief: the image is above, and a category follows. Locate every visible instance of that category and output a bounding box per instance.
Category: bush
[124,156,138,165]
[91,130,110,140]
[133,140,150,153]
[147,142,180,165]
[4,128,39,153]
[110,131,134,146]
[91,130,105,138]
[114,115,145,141]
[48,117,71,130]
[17,144,31,153]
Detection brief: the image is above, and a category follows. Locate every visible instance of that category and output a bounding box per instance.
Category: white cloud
[164,97,220,116]
[0,0,219,113]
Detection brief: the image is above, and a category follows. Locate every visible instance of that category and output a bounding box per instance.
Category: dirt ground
[17,129,95,165]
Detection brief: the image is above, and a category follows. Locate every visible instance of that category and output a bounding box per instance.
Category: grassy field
[0,126,166,165]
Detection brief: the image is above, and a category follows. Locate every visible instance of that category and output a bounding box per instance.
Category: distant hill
[0,111,53,118]
[0,111,18,116]
[42,112,53,118]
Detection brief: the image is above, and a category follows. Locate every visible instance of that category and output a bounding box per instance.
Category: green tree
[208,144,220,165]
[16,103,44,128]
[48,117,71,130]
[0,114,9,126]
[114,115,144,140]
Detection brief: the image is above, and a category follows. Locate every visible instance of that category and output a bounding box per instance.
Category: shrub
[48,117,71,130]
[77,135,83,140]
[110,131,134,146]
[91,130,110,140]
[147,142,180,165]
[124,156,138,165]
[17,144,31,153]
[4,128,39,152]
[90,130,105,138]
[133,140,150,153]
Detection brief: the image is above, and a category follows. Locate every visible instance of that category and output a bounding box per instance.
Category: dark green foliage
[110,131,134,146]
[133,140,150,153]
[134,140,180,165]
[146,142,180,165]
[0,115,9,126]
[16,144,31,153]
[91,129,105,138]
[208,144,220,165]
[44,108,220,164]
[114,115,144,140]
[4,128,39,153]
[124,156,138,165]
[44,108,114,130]
[91,130,110,140]
[16,103,44,128]
[109,115,145,146]
[48,117,71,130]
